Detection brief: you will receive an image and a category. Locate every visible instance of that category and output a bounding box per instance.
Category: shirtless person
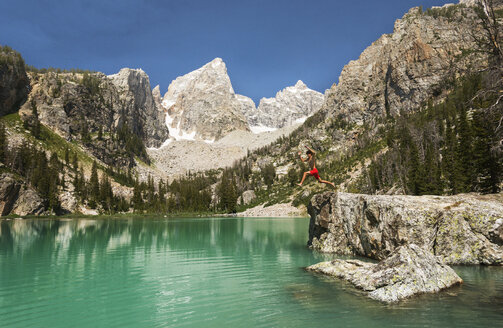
[297,145,336,189]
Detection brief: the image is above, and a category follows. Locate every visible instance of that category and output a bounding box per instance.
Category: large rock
[308,192,503,265]
[160,58,250,141]
[307,244,463,303]
[0,173,45,216]
[246,80,324,130]
[238,190,256,205]
[0,46,29,116]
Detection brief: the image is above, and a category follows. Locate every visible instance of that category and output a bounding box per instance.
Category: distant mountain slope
[245,80,324,132]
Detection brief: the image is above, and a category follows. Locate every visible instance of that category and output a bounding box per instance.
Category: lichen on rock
[308,192,503,265]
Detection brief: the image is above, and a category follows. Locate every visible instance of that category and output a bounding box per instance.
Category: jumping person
[297,145,336,189]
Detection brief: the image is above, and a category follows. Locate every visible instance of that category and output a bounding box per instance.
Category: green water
[0,217,502,327]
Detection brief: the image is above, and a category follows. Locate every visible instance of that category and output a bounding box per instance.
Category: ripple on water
[0,217,502,328]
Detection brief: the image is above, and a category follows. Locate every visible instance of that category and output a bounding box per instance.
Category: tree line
[356,73,502,195]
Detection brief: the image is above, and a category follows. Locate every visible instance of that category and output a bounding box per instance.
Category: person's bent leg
[298,172,310,186]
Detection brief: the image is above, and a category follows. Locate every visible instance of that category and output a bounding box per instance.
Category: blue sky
[0,0,454,103]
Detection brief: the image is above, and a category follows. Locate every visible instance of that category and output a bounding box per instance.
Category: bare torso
[308,155,316,170]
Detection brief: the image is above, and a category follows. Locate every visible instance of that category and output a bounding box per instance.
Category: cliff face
[0,47,29,116]
[0,173,45,216]
[18,68,169,166]
[308,192,503,265]
[108,68,168,148]
[321,3,487,126]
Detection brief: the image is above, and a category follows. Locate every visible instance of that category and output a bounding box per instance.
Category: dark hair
[306,150,314,156]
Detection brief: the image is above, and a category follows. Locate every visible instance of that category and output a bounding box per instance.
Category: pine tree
[442,121,463,194]
[0,122,6,163]
[29,100,41,139]
[72,153,78,171]
[89,161,99,208]
[64,147,70,165]
[456,107,475,191]
[262,164,276,188]
[472,112,502,193]
[132,181,143,212]
[99,173,114,213]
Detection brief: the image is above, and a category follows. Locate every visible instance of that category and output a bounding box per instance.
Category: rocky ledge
[306,244,463,303]
[308,192,503,265]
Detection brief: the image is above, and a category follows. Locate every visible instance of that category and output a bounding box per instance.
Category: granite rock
[307,244,463,303]
[308,192,503,265]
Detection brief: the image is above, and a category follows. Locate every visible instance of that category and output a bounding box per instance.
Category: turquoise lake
[0,217,502,327]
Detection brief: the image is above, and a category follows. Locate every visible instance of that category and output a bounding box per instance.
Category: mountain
[108,68,169,148]
[206,0,503,211]
[0,46,29,116]
[321,2,487,128]
[245,80,324,132]
[1,0,501,217]
[160,58,250,142]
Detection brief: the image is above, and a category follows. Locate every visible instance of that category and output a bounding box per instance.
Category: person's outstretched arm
[304,145,316,154]
[298,151,307,162]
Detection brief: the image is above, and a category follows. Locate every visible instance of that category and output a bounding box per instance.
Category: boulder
[238,190,256,205]
[0,173,45,216]
[307,244,463,303]
[308,192,503,265]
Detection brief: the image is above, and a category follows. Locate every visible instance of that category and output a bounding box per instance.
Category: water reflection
[0,218,308,257]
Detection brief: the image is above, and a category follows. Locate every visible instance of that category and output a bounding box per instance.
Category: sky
[0,0,455,103]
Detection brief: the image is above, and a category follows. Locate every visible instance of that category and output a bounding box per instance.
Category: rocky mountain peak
[152,84,162,108]
[244,81,324,131]
[159,58,249,142]
[294,80,307,88]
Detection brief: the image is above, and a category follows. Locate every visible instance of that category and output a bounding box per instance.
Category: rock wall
[108,68,169,148]
[321,2,487,126]
[0,47,29,116]
[308,192,503,265]
[0,173,45,216]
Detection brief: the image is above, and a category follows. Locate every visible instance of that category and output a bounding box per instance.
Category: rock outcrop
[0,173,45,216]
[108,68,168,148]
[320,2,487,126]
[19,67,169,166]
[246,80,324,130]
[307,244,463,303]
[160,58,250,141]
[308,192,503,265]
[0,46,29,116]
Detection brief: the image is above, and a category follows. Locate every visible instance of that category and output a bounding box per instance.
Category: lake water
[0,217,502,327]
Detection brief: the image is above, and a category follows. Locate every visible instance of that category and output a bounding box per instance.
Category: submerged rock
[307,244,463,303]
[308,192,503,265]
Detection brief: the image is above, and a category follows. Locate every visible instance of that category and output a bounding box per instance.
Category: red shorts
[309,168,320,180]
